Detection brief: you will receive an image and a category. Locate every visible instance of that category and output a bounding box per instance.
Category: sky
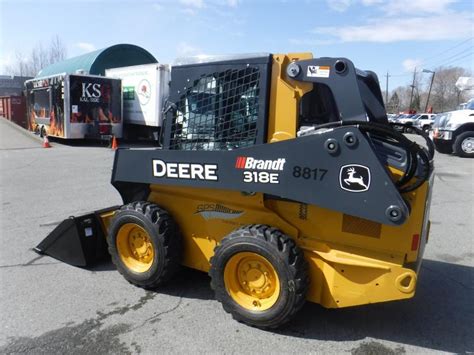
[0,0,473,90]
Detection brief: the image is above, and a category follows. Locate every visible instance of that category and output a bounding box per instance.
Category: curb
[1,116,46,144]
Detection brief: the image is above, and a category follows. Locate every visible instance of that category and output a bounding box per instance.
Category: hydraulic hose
[308,120,434,193]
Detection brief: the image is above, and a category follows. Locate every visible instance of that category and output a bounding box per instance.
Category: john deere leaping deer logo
[339,164,371,192]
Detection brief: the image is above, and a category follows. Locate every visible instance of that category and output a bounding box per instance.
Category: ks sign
[81,83,101,103]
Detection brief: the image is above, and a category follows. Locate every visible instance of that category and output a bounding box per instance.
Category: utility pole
[385,71,390,109]
[409,68,416,112]
[423,70,435,112]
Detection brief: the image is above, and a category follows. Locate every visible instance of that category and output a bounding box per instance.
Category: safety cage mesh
[169,67,261,150]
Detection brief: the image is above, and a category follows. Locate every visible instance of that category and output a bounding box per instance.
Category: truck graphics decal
[80,83,101,102]
[70,76,122,128]
[152,159,218,181]
[27,77,65,137]
[138,79,151,105]
[195,204,243,220]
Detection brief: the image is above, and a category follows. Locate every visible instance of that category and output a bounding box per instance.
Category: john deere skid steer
[36,53,434,328]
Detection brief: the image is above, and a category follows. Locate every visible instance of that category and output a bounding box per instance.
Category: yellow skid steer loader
[36,53,434,328]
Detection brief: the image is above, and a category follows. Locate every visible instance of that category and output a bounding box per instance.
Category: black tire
[405,126,414,134]
[422,125,431,133]
[453,131,474,158]
[40,126,46,138]
[434,140,453,154]
[107,201,181,289]
[209,225,309,329]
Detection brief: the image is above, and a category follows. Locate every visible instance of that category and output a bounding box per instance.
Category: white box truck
[106,64,170,140]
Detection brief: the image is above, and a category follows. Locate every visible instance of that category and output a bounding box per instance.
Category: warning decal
[307,65,330,78]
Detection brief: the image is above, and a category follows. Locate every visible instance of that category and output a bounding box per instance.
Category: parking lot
[0,117,473,354]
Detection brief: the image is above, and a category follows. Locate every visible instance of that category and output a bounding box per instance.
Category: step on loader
[36,53,435,328]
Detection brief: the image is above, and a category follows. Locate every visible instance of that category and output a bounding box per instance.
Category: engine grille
[342,214,381,238]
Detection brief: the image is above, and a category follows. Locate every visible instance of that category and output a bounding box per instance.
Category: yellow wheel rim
[224,252,280,311]
[116,223,155,273]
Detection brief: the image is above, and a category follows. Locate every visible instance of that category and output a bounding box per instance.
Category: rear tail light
[411,234,420,251]
[99,123,111,135]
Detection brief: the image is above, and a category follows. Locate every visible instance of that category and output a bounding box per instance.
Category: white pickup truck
[414,113,437,132]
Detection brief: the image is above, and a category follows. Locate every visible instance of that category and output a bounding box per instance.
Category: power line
[420,37,473,64]
[442,52,473,67]
[390,73,412,77]
[387,52,472,93]
[387,37,473,76]
[425,45,474,68]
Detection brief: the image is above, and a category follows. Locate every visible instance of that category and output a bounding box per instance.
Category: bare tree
[5,36,67,77]
[429,66,471,112]
[49,35,67,64]
[30,43,47,75]
[390,85,413,112]
[412,90,421,111]
[387,66,471,113]
[387,91,400,113]
[14,52,29,77]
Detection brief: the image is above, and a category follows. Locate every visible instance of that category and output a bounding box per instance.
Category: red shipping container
[0,96,27,129]
[0,97,8,118]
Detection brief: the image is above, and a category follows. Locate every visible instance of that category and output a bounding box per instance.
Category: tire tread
[453,131,474,158]
[107,201,180,290]
[209,224,309,329]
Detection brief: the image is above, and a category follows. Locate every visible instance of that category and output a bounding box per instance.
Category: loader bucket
[34,206,119,267]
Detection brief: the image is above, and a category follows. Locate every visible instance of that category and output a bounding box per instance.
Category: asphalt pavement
[0,117,473,354]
